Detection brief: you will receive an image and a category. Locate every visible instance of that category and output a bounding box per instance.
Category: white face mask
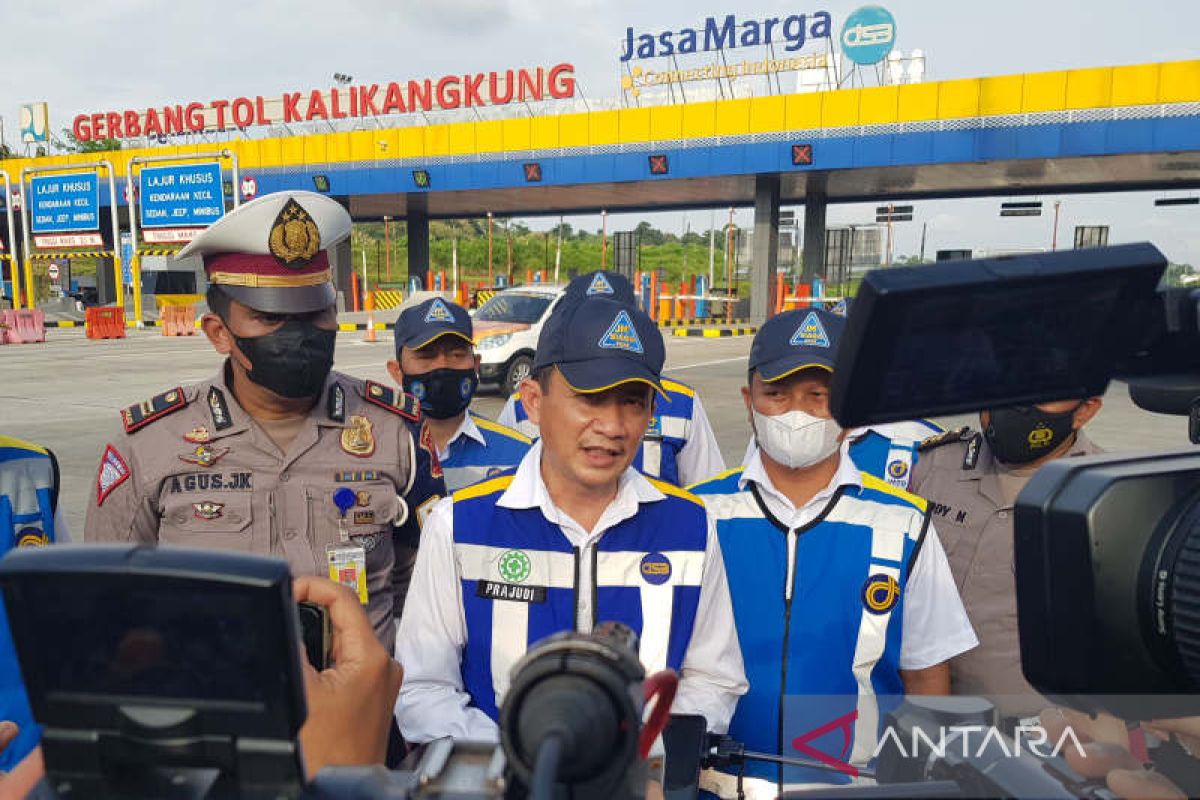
[752,408,842,470]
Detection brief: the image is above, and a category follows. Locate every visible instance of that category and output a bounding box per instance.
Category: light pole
[1052,200,1062,251]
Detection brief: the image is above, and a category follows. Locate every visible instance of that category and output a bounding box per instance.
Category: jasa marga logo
[620,11,832,62]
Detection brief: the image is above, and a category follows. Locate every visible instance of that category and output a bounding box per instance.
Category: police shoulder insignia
[363,381,422,422]
[917,426,973,453]
[121,387,188,434]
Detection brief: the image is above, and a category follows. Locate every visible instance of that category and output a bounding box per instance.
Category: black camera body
[1016,448,1200,719]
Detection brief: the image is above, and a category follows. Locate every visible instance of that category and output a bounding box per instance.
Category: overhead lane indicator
[30,172,99,234]
[139,162,225,229]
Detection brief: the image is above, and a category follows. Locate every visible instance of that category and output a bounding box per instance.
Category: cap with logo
[394,297,473,354]
[749,307,845,381]
[177,191,351,314]
[533,296,666,395]
[563,270,637,306]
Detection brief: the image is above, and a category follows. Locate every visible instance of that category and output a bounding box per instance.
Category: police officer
[690,308,977,796]
[497,270,725,486]
[0,436,66,771]
[387,297,530,493]
[395,292,746,742]
[83,192,444,651]
[910,398,1103,724]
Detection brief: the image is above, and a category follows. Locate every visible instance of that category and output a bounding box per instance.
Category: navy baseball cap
[749,307,845,382]
[563,270,637,305]
[394,297,473,353]
[533,296,666,396]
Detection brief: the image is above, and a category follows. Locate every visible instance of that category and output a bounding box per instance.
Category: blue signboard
[30,172,100,233]
[841,6,896,66]
[139,162,225,229]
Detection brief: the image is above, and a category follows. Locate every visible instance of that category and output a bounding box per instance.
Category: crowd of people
[0,190,1173,798]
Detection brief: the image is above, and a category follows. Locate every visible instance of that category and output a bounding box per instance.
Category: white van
[473,285,565,396]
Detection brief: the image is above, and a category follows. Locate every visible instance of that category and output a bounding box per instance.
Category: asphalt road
[0,329,1188,535]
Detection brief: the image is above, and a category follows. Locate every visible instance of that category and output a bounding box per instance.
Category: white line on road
[665,355,749,372]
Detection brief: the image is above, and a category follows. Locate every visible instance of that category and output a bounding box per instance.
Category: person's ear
[473,353,482,374]
[1074,397,1103,429]
[386,359,404,386]
[201,314,233,355]
[521,377,544,426]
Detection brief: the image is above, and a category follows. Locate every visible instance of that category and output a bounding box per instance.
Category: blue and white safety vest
[450,473,708,720]
[848,420,943,491]
[690,468,930,786]
[503,378,696,485]
[0,436,60,770]
[440,414,532,493]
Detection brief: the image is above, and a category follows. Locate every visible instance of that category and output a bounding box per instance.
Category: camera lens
[1146,491,1200,685]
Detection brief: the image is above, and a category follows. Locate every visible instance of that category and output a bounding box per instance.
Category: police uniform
[395,293,746,743]
[692,310,976,797]
[910,427,1101,718]
[0,436,65,769]
[495,270,725,486]
[82,192,444,652]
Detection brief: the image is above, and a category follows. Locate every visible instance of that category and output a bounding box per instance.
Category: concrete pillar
[407,193,430,287]
[95,256,117,306]
[801,177,829,283]
[329,196,353,312]
[750,173,781,323]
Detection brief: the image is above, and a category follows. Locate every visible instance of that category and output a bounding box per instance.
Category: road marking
[665,355,749,372]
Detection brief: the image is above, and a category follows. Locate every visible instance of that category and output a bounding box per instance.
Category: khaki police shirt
[910,430,1101,716]
[84,366,432,654]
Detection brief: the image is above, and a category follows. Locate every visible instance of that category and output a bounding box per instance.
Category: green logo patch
[498,550,532,583]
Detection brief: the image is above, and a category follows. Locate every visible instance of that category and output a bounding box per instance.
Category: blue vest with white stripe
[440,414,532,493]
[506,379,695,485]
[691,467,930,785]
[848,420,943,492]
[0,437,60,770]
[451,474,708,721]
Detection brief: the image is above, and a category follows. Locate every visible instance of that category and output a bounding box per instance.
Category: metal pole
[452,238,458,296]
[0,172,19,309]
[384,216,392,282]
[1052,200,1062,252]
[885,204,894,266]
[726,207,734,298]
[487,211,493,284]
[708,209,716,290]
[919,221,927,263]
[125,159,143,327]
[554,215,562,285]
[101,160,124,321]
[601,210,608,269]
[17,170,31,311]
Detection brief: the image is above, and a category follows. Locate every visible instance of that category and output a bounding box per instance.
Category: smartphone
[298,601,332,670]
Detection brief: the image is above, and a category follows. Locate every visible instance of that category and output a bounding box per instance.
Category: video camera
[0,545,673,800]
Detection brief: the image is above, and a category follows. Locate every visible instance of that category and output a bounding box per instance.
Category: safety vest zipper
[777,527,799,791]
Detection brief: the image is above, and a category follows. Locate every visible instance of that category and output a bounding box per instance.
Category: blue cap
[533,296,666,395]
[563,270,637,306]
[749,308,845,382]
[394,297,473,353]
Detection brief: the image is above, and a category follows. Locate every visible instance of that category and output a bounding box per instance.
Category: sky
[3,0,1198,263]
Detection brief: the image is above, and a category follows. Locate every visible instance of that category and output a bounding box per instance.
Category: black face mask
[234,319,337,399]
[984,404,1080,466]
[403,367,478,420]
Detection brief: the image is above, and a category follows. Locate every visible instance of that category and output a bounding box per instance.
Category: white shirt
[395,441,749,744]
[437,413,486,461]
[740,445,978,670]
[496,391,726,487]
